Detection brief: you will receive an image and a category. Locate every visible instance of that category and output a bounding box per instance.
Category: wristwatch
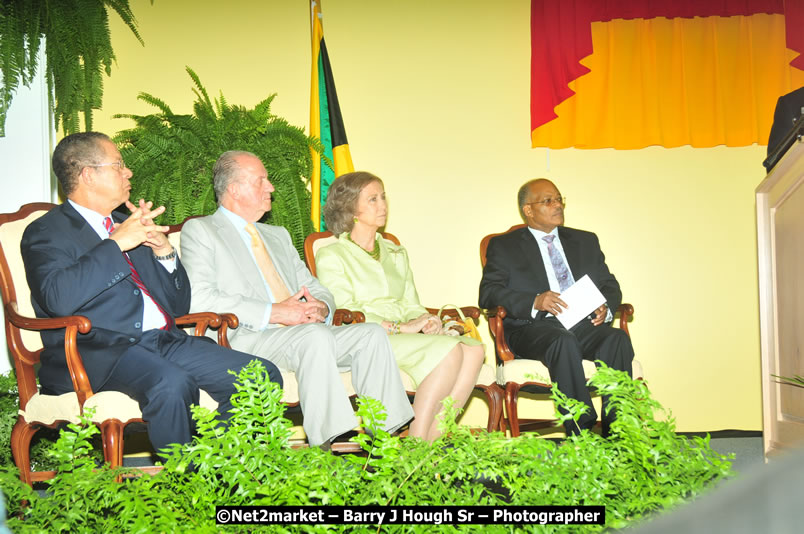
[153,248,177,261]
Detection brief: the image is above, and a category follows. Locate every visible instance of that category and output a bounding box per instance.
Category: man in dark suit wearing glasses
[479,178,634,436]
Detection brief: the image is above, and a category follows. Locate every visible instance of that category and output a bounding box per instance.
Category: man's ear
[227,181,240,200]
[79,166,94,188]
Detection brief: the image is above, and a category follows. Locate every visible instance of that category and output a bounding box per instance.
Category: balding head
[518,179,555,216]
[518,178,565,232]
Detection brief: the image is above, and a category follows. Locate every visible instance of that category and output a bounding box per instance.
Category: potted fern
[0,0,146,136]
[113,67,324,256]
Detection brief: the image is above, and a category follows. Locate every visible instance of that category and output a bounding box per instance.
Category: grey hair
[52,132,111,196]
[212,150,259,203]
[323,172,384,234]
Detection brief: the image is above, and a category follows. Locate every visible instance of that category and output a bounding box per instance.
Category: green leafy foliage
[0,0,146,136]
[772,373,804,388]
[114,67,322,256]
[0,371,104,473]
[0,362,733,533]
[0,372,17,467]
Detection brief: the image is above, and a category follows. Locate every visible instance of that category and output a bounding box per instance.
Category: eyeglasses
[529,196,565,207]
[87,161,127,171]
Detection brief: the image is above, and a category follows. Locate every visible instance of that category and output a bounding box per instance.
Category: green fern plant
[0,372,17,467]
[114,67,323,256]
[0,363,734,533]
[0,0,148,136]
[0,371,101,472]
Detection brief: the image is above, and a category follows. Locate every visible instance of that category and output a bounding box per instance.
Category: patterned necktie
[244,223,291,303]
[542,234,574,292]
[104,217,171,330]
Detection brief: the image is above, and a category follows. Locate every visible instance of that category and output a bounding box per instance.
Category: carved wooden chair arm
[175,312,223,337]
[332,309,366,326]
[485,303,634,365]
[175,312,241,348]
[5,301,94,407]
[427,305,481,323]
[484,306,507,320]
[616,303,634,336]
[215,313,239,349]
[482,306,516,363]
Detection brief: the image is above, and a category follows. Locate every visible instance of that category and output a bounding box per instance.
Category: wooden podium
[757,140,804,457]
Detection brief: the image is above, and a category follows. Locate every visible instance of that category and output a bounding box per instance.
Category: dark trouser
[102,329,281,457]
[508,317,633,436]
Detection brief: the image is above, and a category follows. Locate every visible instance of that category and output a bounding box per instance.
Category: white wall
[0,59,57,374]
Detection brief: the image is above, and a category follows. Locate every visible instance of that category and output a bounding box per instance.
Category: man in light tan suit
[180,151,413,448]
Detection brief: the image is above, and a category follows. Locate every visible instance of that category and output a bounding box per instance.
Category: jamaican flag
[310,0,354,231]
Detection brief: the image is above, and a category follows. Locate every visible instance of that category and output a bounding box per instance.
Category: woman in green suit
[316,172,485,442]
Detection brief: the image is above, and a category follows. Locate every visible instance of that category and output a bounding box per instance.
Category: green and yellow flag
[310,0,354,231]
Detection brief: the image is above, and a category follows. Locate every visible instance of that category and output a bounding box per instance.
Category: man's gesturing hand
[108,199,169,253]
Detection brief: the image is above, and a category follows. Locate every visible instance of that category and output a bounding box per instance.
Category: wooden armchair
[304,230,504,432]
[0,203,232,485]
[479,224,644,437]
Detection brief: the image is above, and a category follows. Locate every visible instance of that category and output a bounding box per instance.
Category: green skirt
[389,333,484,387]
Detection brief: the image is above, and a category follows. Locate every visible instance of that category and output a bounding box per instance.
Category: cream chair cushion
[497,359,644,387]
[279,367,417,406]
[20,390,219,426]
[310,234,338,261]
[476,363,497,388]
[0,209,50,352]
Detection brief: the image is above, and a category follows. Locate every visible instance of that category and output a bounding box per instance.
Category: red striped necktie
[104,217,172,330]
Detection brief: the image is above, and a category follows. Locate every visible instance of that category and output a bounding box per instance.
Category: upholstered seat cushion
[20,389,219,426]
[497,359,644,387]
[476,363,497,387]
[21,367,420,424]
[277,367,418,406]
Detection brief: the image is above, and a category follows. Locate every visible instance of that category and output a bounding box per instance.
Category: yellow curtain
[532,13,804,149]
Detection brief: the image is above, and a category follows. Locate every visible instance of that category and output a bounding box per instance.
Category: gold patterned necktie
[244,223,291,302]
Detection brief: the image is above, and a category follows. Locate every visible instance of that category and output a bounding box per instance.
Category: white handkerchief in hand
[555,275,606,330]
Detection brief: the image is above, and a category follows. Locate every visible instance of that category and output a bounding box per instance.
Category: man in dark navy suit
[21,132,282,456]
[479,179,633,436]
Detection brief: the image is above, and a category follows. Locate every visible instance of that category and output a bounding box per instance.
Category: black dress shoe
[331,430,362,443]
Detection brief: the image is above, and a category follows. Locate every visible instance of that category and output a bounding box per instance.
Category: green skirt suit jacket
[315,233,482,386]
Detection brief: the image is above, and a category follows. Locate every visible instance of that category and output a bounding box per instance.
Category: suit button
[133,289,140,296]
[174,279,181,290]
[134,322,141,328]
[129,337,136,343]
